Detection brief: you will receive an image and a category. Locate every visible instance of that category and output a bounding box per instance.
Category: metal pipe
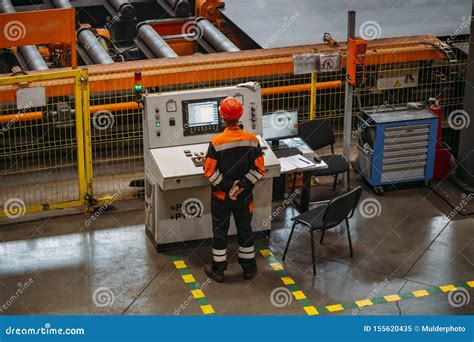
[50,0,72,8]
[136,23,178,58]
[18,46,49,71]
[261,81,342,96]
[164,0,190,17]
[77,28,114,65]
[87,82,343,114]
[108,0,135,20]
[195,18,240,53]
[0,112,43,124]
[457,0,474,186]
[0,0,49,71]
[343,10,356,189]
[0,1,15,13]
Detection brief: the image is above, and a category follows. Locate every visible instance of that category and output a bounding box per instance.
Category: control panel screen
[182,98,225,136]
[188,101,219,127]
[263,110,298,141]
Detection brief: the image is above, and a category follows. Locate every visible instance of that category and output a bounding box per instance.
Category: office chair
[282,186,363,275]
[299,119,351,191]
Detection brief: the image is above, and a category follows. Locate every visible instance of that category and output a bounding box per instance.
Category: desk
[269,137,327,212]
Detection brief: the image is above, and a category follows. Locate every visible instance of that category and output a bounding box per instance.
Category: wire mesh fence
[0,35,468,216]
[0,70,87,218]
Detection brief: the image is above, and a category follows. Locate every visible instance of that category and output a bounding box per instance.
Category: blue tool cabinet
[356,106,438,195]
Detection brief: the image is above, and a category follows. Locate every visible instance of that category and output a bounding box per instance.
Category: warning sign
[319,52,341,73]
[394,80,401,88]
[293,52,341,75]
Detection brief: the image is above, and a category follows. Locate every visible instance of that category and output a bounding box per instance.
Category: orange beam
[0,35,446,102]
[0,112,42,124]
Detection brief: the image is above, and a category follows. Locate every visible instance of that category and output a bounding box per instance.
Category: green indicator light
[135,84,143,92]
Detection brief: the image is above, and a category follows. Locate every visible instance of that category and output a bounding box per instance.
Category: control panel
[183,149,207,167]
[143,82,262,149]
[142,83,281,249]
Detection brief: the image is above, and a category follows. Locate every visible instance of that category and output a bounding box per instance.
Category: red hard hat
[219,97,243,120]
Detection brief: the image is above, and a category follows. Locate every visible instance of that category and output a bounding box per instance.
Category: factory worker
[203,97,265,283]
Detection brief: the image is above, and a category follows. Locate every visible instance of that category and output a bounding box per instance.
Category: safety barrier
[0,35,468,219]
[0,69,91,218]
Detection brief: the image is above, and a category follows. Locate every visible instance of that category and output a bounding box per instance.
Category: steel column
[343,10,356,189]
[457,1,474,186]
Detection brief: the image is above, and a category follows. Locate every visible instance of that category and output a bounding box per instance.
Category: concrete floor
[0,175,473,316]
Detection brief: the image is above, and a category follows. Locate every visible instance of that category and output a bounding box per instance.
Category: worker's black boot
[205,266,225,283]
[242,266,257,280]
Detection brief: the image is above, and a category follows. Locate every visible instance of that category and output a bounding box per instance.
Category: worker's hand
[229,181,244,201]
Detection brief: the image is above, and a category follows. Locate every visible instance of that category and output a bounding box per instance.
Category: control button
[196,157,203,163]
[169,118,175,126]
[194,152,199,157]
[200,152,205,156]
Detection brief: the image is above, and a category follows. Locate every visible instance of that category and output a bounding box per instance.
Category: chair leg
[345,218,353,257]
[310,228,316,276]
[320,229,325,244]
[283,221,297,261]
[332,174,338,191]
[346,168,351,191]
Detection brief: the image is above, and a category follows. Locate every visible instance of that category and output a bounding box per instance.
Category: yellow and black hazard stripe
[259,248,319,316]
[171,255,216,315]
[259,246,474,315]
[316,280,474,314]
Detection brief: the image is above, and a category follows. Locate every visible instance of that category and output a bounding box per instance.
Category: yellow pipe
[261,81,341,96]
[310,73,317,120]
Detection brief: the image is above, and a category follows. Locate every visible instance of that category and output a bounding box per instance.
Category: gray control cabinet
[143,83,280,250]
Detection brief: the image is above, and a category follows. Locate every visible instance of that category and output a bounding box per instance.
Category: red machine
[429,99,452,180]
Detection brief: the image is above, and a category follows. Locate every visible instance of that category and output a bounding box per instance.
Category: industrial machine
[143,82,280,250]
[356,106,438,195]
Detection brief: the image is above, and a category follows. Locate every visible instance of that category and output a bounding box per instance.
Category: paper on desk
[278,155,327,172]
[284,155,318,170]
[279,157,298,173]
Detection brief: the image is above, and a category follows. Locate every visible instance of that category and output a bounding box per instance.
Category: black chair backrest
[299,119,336,150]
[323,186,363,227]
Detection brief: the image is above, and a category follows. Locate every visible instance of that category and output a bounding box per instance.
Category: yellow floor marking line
[316,280,474,314]
[171,256,215,315]
[258,246,474,315]
[259,248,319,316]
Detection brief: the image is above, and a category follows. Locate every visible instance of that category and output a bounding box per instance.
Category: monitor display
[187,101,220,127]
[262,110,298,140]
[182,98,224,136]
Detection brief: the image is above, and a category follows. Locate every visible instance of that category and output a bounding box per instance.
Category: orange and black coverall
[204,125,265,273]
